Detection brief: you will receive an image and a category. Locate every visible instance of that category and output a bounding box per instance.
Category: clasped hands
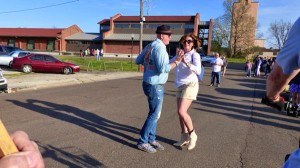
[175,49,188,65]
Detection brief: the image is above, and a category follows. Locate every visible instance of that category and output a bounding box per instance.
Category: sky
[0,0,299,47]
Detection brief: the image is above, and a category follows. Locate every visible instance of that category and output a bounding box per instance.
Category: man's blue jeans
[138,82,164,145]
[211,71,221,85]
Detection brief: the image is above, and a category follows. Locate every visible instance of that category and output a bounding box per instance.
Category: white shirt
[210,57,223,72]
[170,49,201,88]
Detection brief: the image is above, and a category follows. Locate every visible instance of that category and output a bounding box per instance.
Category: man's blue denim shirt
[135,39,171,85]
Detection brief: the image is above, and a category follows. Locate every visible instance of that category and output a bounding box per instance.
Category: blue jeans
[138,82,164,145]
[211,71,221,85]
[246,68,251,77]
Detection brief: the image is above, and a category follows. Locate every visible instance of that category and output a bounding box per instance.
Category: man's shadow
[7,99,140,148]
[7,99,175,149]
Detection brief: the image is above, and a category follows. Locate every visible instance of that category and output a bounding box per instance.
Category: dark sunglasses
[183,40,193,44]
[162,33,171,37]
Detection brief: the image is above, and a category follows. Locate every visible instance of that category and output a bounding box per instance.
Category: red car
[11,54,80,74]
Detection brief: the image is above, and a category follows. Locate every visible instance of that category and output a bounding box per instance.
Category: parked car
[0,50,31,67]
[0,45,22,55]
[11,54,80,74]
[201,55,215,63]
[0,68,8,92]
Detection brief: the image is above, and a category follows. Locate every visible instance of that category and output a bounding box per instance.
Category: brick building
[0,13,212,57]
[98,13,213,57]
[0,25,82,54]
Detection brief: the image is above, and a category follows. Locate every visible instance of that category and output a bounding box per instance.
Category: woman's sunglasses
[182,40,193,44]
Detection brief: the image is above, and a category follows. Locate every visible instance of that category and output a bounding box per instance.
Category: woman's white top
[170,49,201,88]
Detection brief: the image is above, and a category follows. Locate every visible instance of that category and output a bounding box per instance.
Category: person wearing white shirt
[170,33,202,150]
[210,53,223,87]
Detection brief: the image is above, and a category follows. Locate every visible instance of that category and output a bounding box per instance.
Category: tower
[230,0,259,57]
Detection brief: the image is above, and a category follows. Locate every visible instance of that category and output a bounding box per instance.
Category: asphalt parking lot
[1,64,299,167]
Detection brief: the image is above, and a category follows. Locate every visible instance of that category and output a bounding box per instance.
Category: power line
[0,0,79,14]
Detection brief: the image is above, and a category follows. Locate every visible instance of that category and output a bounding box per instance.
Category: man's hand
[0,131,45,168]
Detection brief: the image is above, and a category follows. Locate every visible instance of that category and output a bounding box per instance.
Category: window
[47,40,54,51]
[27,40,35,50]
[170,24,182,29]
[4,46,17,53]
[67,41,82,44]
[8,39,15,47]
[100,25,110,31]
[115,24,130,28]
[30,55,43,61]
[148,24,160,29]
[82,41,91,44]
[18,52,30,57]
[184,23,194,29]
[131,24,140,29]
[44,55,56,62]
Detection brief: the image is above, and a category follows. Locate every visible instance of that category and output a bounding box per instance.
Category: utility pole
[139,0,144,54]
[139,0,144,72]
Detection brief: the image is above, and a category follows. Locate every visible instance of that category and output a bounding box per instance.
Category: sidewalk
[4,71,142,92]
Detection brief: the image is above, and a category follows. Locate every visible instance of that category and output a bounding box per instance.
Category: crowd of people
[245,55,276,78]
[2,18,299,167]
[79,48,103,60]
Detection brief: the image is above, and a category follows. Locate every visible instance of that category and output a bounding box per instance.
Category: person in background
[170,33,201,150]
[135,25,184,153]
[264,57,272,77]
[96,49,100,61]
[0,131,44,168]
[79,49,83,57]
[210,53,223,87]
[91,49,95,56]
[288,72,300,109]
[259,17,300,168]
[100,48,104,57]
[221,56,228,77]
[84,48,88,57]
[245,59,252,77]
[270,57,276,71]
[255,57,262,77]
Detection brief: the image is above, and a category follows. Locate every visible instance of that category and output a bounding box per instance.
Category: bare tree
[268,20,292,49]
[144,0,154,16]
[212,0,235,56]
[213,16,231,48]
[256,22,264,39]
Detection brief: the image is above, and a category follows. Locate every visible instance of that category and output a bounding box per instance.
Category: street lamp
[131,34,134,69]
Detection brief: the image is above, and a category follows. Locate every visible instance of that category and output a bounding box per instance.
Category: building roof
[65,32,102,41]
[0,28,64,37]
[115,16,195,22]
[104,33,182,42]
[98,15,195,24]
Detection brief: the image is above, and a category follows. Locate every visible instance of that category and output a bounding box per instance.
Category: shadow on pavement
[38,142,107,168]
[6,98,176,163]
[194,75,300,132]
